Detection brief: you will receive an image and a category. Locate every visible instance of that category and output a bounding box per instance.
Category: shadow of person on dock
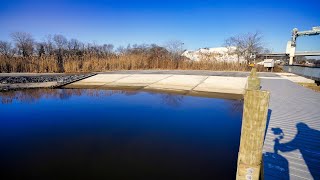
[264,123,320,180]
[263,127,289,180]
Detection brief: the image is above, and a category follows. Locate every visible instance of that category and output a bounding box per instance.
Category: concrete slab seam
[96,74,134,88]
[190,76,210,91]
[144,74,175,88]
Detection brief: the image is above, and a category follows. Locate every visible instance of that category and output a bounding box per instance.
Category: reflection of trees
[0,89,138,104]
[159,94,184,107]
[0,89,186,106]
[114,90,139,96]
[58,89,73,100]
[0,89,186,105]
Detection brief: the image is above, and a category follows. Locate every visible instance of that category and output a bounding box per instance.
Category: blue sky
[0,0,319,52]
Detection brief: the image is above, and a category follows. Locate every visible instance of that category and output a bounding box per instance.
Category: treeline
[0,32,249,73]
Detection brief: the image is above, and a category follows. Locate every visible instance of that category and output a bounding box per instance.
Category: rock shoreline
[0,74,96,91]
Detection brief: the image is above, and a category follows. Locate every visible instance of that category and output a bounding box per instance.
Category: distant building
[181,46,246,63]
[275,59,285,65]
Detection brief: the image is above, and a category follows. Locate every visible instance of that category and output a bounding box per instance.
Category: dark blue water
[0,89,243,180]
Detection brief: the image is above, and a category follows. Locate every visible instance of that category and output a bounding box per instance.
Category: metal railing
[283,65,320,82]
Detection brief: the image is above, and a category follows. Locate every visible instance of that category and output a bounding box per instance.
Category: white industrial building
[182,46,246,63]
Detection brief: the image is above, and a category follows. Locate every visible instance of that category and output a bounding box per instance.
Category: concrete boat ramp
[64,73,247,99]
[64,70,320,180]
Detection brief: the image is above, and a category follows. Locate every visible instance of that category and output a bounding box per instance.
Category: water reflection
[0,89,148,104]
[1,89,188,108]
[0,88,243,179]
[159,94,184,107]
[0,89,244,114]
[0,89,92,104]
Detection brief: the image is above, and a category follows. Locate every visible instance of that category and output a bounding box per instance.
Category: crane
[287,26,320,65]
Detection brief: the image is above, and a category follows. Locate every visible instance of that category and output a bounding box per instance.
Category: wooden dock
[261,78,320,180]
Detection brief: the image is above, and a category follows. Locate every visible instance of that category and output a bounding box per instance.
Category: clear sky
[0,0,319,52]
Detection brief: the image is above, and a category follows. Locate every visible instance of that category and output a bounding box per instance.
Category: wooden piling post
[236,90,270,180]
[247,77,260,90]
[250,68,257,77]
[247,68,260,90]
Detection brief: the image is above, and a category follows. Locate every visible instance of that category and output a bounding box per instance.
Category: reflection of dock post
[236,69,270,180]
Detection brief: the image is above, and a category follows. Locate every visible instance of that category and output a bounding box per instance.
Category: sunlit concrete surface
[65,71,317,96]
[70,74,130,86]
[145,75,208,91]
[107,74,172,87]
[66,74,248,95]
[193,76,247,94]
[276,73,315,83]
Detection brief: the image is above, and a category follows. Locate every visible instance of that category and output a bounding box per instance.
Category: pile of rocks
[0,73,95,91]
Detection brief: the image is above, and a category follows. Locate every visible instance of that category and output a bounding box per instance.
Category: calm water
[0,89,243,179]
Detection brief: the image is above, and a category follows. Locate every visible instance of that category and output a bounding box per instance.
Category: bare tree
[102,44,114,54]
[67,38,80,51]
[35,42,46,57]
[165,40,185,60]
[43,35,55,55]
[224,31,264,64]
[53,34,67,50]
[53,34,68,72]
[67,38,85,56]
[11,32,34,57]
[116,46,126,54]
[0,40,16,58]
[244,32,264,60]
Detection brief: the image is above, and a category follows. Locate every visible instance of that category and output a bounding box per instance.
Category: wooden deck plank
[261,79,320,180]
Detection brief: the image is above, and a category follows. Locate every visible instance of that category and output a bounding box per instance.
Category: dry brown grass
[0,54,255,73]
[298,83,320,92]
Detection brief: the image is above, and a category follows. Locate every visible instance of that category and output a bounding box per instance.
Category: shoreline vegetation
[0,32,278,73]
[0,55,258,73]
